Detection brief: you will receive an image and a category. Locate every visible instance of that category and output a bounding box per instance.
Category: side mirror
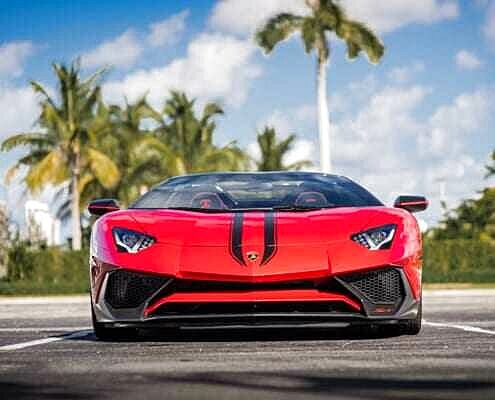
[394,195,428,213]
[88,199,120,216]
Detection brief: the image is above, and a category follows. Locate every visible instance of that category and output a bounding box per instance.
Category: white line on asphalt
[0,327,90,333]
[0,330,92,351]
[424,320,495,335]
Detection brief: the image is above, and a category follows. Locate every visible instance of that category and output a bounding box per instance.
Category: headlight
[113,228,155,253]
[351,224,396,250]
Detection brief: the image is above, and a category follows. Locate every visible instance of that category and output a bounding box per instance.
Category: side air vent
[104,269,168,309]
[338,268,404,305]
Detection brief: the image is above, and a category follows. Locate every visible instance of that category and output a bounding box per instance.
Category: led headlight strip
[351,224,396,250]
[113,227,155,253]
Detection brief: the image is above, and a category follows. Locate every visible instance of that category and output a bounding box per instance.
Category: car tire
[399,297,422,335]
[91,302,137,341]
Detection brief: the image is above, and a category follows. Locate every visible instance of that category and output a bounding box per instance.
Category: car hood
[124,207,403,246]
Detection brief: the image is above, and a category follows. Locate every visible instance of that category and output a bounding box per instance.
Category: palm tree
[486,150,495,178]
[77,97,179,207]
[1,61,119,250]
[255,126,312,171]
[154,91,247,173]
[255,0,384,172]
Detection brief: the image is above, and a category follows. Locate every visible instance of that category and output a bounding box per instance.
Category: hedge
[0,245,89,295]
[423,239,495,283]
[0,239,494,295]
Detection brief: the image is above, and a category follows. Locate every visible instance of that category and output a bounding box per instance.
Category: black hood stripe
[229,212,277,266]
[230,213,245,265]
[261,211,277,266]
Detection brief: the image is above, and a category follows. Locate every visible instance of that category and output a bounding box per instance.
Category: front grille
[105,269,168,309]
[339,268,404,305]
[171,279,317,293]
[152,301,352,316]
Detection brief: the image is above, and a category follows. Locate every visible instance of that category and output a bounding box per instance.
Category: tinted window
[131,173,382,211]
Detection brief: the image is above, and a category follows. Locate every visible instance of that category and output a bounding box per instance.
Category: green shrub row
[0,239,494,295]
[0,245,89,295]
[422,239,495,283]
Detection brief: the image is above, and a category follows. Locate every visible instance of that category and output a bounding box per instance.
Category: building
[24,200,61,246]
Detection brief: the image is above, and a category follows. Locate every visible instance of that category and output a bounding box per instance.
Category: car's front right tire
[91,302,137,341]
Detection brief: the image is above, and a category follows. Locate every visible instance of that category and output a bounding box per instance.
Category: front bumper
[92,265,420,329]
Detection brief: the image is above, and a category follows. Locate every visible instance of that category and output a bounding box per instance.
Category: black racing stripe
[261,212,277,266]
[230,213,245,265]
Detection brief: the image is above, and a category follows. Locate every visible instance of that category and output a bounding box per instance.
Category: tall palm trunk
[71,154,82,250]
[317,56,331,172]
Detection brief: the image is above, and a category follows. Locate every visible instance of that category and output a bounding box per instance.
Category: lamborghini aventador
[88,172,428,339]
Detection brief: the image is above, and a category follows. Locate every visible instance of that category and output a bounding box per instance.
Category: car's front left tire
[399,297,422,335]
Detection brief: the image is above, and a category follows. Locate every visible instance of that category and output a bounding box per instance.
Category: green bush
[423,239,495,283]
[0,245,89,295]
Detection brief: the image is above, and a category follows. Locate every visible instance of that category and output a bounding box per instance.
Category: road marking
[424,321,495,335]
[0,326,90,333]
[0,330,92,351]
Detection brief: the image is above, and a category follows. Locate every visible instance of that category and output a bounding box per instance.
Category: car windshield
[131,173,383,212]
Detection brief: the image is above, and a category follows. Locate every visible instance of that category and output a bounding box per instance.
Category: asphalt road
[0,290,494,400]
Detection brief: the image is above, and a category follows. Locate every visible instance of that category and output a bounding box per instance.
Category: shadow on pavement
[0,382,97,400]
[2,372,492,400]
[145,371,495,400]
[70,326,404,343]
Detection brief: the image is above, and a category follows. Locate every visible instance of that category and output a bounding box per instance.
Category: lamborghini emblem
[246,251,259,262]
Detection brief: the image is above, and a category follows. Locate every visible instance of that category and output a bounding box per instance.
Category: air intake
[104,269,168,309]
[338,268,404,305]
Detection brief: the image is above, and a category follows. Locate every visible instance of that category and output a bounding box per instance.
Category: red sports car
[88,172,428,340]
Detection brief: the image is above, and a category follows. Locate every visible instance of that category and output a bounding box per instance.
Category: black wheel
[91,303,137,341]
[399,297,422,335]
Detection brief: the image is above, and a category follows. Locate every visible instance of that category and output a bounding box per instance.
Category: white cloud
[247,137,316,170]
[284,139,316,168]
[81,30,143,69]
[341,0,459,33]
[0,83,41,220]
[257,104,317,138]
[335,85,429,165]
[147,10,189,47]
[0,84,39,142]
[209,0,307,36]
[280,78,493,225]
[210,0,458,36]
[483,2,495,47]
[104,33,261,107]
[421,89,492,156]
[388,61,425,84]
[0,41,35,78]
[259,110,294,136]
[455,49,483,70]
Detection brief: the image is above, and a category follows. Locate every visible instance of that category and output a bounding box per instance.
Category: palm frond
[337,20,384,64]
[87,148,120,189]
[255,13,304,54]
[1,133,50,151]
[25,150,68,192]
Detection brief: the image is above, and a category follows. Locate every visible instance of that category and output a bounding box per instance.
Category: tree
[429,187,495,242]
[153,91,247,173]
[255,0,384,172]
[486,150,495,178]
[255,126,312,171]
[0,204,9,278]
[1,61,119,250]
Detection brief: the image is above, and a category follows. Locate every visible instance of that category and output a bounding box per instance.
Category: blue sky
[1,0,494,228]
